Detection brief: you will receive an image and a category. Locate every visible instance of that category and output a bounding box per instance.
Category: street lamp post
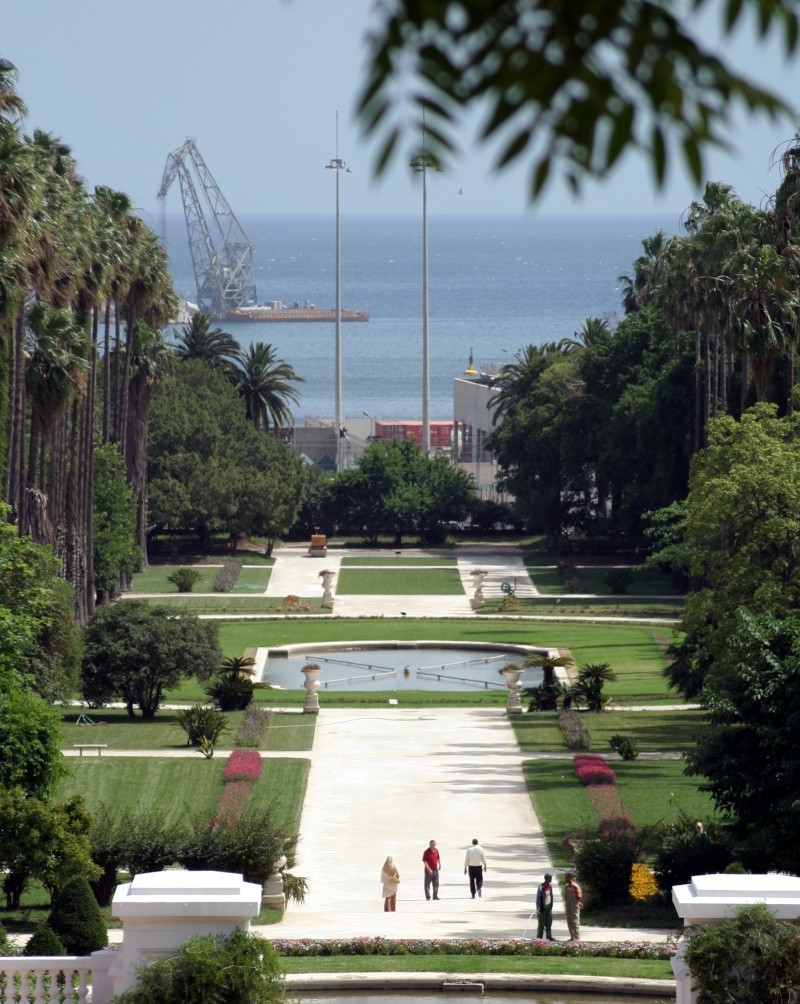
[411,133,437,457]
[326,112,351,469]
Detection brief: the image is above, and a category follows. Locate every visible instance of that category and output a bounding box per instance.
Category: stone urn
[319,569,335,610]
[502,664,524,714]
[470,569,488,609]
[301,663,322,714]
[261,855,287,911]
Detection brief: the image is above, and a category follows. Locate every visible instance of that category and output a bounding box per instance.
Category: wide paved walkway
[265,543,537,618]
[251,706,671,945]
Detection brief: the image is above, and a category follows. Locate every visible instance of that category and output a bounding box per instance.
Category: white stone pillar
[301,663,322,714]
[110,871,261,997]
[319,570,335,610]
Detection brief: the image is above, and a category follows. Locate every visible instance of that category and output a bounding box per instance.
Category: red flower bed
[223,749,262,782]
[574,753,616,786]
[212,780,253,827]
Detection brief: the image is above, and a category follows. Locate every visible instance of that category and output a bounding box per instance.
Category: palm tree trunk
[5,298,26,521]
[113,298,122,443]
[102,300,111,443]
[126,374,151,571]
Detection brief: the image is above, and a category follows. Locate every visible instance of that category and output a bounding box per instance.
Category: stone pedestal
[301,663,322,714]
[502,664,523,713]
[470,570,487,609]
[671,873,800,1003]
[320,570,335,610]
[110,870,261,997]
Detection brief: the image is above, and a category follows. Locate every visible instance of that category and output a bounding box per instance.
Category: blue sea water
[161,212,680,422]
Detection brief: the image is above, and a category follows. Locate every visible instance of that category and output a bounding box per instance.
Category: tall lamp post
[411,130,438,457]
[326,112,351,469]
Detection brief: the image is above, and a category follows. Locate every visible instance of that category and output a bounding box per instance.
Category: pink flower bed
[574,753,616,786]
[223,749,262,782]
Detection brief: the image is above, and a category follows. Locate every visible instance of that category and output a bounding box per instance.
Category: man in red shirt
[422,839,441,900]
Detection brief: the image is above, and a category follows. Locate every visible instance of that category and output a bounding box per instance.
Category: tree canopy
[81,601,221,717]
[358,0,797,200]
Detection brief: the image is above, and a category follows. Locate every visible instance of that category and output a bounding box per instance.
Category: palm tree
[489,343,552,423]
[232,342,303,431]
[575,662,617,712]
[173,312,241,373]
[557,316,611,353]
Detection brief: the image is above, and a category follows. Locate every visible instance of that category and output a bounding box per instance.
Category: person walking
[422,839,441,900]
[564,871,583,940]
[381,856,400,912]
[536,872,554,939]
[463,838,487,898]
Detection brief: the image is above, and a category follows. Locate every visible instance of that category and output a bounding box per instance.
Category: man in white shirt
[463,838,487,898]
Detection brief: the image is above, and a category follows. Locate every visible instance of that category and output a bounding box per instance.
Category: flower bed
[271,936,675,961]
[574,753,616,786]
[223,749,262,782]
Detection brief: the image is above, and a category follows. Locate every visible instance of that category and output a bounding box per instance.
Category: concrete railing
[0,950,115,1004]
[0,870,261,1004]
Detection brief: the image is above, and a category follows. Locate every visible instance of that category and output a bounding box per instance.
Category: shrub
[557,707,592,750]
[525,682,569,711]
[23,924,66,956]
[0,922,11,955]
[48,876,107,956]
[604,567,634,594]
[167,567,201,592]
[178,808,290,887]
[608,734,639,760]
[574,753,616,785]
[213,557,243,593]
[573,663,617,712]
[654,812,731,893]
[574,822,642,907]
[235,706,271,748]
[176,705,227,746]
[685,904,800,1003]
[89,803,130,906]
[206,676,254,711]
[629,863,659,901]
[124,808,186,877]
[597,815,636,840]
[113,929,285,1004]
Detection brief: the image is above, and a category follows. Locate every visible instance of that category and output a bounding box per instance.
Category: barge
[225,305,369,322]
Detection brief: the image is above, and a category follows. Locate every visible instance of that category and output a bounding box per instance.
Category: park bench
[73,744,108,756]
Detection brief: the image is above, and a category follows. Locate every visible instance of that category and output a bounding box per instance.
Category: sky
[4,0,800,220]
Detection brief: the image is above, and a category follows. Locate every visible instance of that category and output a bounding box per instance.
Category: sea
[160,212,681,423]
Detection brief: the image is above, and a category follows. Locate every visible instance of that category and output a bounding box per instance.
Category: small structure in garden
[301,662,322,713]
[470,568,488,608]
[502,664,523,713]
[671,873,800,1003]
[308,533,327,557]
[319,569,335,610]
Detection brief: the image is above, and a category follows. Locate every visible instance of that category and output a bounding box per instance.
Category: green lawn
[481,596,684,618]
[340,556,457,566]
[525,560,679,597]
[123,595,327,614]
[130,561,273,594]
[279,955,672,979]
[511,709,706,755]
[335,567,465,594]
[523,758,718,869]
[61,706,316,751]
[58,758,309,834]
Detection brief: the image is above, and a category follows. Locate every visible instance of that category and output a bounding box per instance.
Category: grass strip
[335,568,465,595]
[60,707,316,751]
[511,709,707,755]
[277,954,672,979]
[340,556,457,566]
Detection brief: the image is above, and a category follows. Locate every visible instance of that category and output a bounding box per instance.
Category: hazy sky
[4,0,800,219]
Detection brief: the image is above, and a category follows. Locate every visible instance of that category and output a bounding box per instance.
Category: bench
[73,744,108,757]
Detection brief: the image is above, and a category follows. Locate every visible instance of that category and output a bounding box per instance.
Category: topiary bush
[47,876,107,956]
[206,676,254,712]
[604,567,635,594]
[557,706,592,750]
[23,924,67,956]
[113,929,285,1004]
[167,567,201,593]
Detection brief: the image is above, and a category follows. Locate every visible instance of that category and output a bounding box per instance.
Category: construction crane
[157,139,255,318]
